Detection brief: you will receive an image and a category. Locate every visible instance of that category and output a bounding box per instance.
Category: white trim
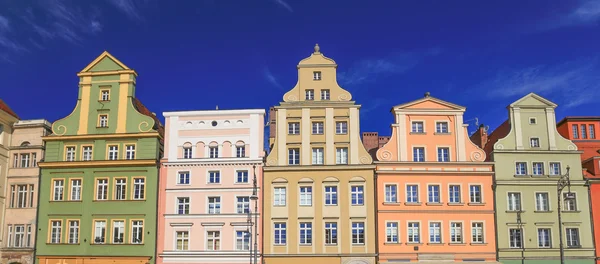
[426,183,442,203]
[427,220,443,244]
[164,109,266,117]
[405,183,421,203]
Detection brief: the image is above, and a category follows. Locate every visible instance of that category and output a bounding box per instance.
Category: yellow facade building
[263,45,376,264]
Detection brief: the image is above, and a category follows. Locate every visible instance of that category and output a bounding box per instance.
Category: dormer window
[305,89,314,100]
[313,71,321,80]
[100,90,110,101]
[529,118,537,124]
[321,89,330,100]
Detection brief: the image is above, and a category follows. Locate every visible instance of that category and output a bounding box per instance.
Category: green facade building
[36,52,163,264]
[483,93,595,264]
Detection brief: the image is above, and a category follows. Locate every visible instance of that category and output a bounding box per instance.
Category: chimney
[470,124,488,149]
[378,136,391,148]
[268,107,277,149]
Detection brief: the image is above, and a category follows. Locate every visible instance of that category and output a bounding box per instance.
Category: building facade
[557,117,600,264]
[263,44,376,264]
[2,120,52,264]
[157,109,265,264]
[35,52,164,264]
[483,93,595,264]
[0,100,20,263]
[375,93,497,263]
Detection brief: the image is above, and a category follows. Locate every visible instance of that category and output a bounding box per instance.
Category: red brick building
[557,116,600,264]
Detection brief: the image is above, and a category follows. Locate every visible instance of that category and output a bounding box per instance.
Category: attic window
[313,71,321,80]
[529,118,537,124]
[211,121,218,127]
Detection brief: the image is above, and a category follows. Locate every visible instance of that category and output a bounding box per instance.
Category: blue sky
[1,0,600,136]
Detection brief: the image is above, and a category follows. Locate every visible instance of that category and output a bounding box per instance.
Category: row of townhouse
[0,45,598,264]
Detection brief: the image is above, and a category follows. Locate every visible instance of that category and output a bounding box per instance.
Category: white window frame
[386,221,399,243]
[435,121,449,133]
[288,148,300,165]
[312,121,324,134]
[385,184,398,203]
[336,147,348,164]
[71,179,82,201]
[305,89,314,100]
[125,145,135,160]
[288,122,300,135]
[207,196,221,214]
[450,222,463,243]
[535,192,550,211]
[299,186,312,206]
[273,187,286,206]
[407,222,420,243]
[312,147,324,165]
[335,121,348,134]
[206,231,220,250]
[507,192,522,211]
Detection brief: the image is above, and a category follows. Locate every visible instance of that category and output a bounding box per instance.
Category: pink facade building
[158,109,265,264]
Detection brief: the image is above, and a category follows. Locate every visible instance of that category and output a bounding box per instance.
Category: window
[564,193,577,211]
[351,186,364,205]
[514,162,527,176]
[125,145,135,160]
[529,117,536,124]
[236,231,250,250]
[532,162,544,175]
[351,222,365,244]
[236,170,248,183]
[312,122,324,134]
[114,178,127,200]
[236,197,250,214]
[288,148,300,165]
[535,192,549,211]
[299,187,312,206]
[538,228,551,248]
[178,171,190,185]
[406,185,419,203]
[17,185,27,208]
[449,185,461,203]
[236,146,245,157]
[312,147,324,165]
[19,153,30,167]
[274,187,286,206]
[571,124,579,139]
[65,147,75,162]
[208,197,221,214]
[530,138,540,147]
[176,231,189,250]
[108,145,118,160]
[305,89,314,100]
[133,178,145,200]
[299,223,312,245]
[32,153,37,167]
[436,122,449,133]
[590,125,596,139]
[101,90,110,101]
[26,225,32,247]
[407,222,420,243]
[9,186,15,208]
[183,147,192,159]
[68,220,79,244]
[7,225,12,247]
[29,185,34,207]
[412,121,424,133]
[112,220,124,244]
[208,171,220,183]
[83,146,92,161]
[470,185,482,203]
[550,162,561,175]
[313,71,321,80]
[509,228,523,248]
[581,125,587,139]
[429,222,442,243]
[507,192,522,211]
[450,222,462,243]
[13,154,17,168]
[95,179,107,200]
[177,197,190,214]
[206,231,220,250]
[428,185,440,203]
[566,228,580,247]
[413,147,425,162]
[209,147,219,158]
[50,221,62,244]
[53,180,64,201]
[472,222,484,243]
[94,220,106,244]
[325,222,337,244]
[325,186,338,205]
[288,122,300,135]
[99,115,108,127]
[336,147,348,164]
[70,179,82,201]
[385,184,397,203]
[131,220,143,244]
[386,222,399,243]
[437,147,450,162]
[321,89,330,100]
[336,121,347,134]
[274,223,286,245]
[14,225,25,247]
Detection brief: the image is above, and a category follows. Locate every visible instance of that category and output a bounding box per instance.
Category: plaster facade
[263,45,376,264]
[0,100,20,264]
[35,52,164,264]
[484,93,595,264]
[158,109,265,264]
[375,94,497,263]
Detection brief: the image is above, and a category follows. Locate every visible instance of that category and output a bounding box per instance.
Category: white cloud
[106,0,146,20]
[263,67,284,90]
[535,0,600,31]
[0,15,9,32]
[272,0,293,12]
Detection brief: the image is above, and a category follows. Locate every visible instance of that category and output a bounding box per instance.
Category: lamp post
[516,210,524,264]
[557,166,572,264]
[251,165,259,264]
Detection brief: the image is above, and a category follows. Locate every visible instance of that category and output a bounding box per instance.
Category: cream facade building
[264,45,376,264]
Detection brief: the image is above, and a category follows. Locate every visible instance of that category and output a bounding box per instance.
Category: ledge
[39,159,158,168]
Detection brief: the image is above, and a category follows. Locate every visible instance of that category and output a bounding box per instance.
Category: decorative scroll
[567,144,576,151]
[53,125,67,136]
[138,121,152,132]
[337,93,351,101]
[495,143,504,150]
[359,155,372,164]
[378,150,393,161]
[286,94,299,102]
[266,158,279,166]
[470,151,483,162]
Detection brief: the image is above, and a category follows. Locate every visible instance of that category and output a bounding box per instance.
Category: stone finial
[314,43,320,53]
[216,105,219,110]
[424,92,431,97]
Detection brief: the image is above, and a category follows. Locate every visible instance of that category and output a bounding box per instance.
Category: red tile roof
[0,99,19,119]
[132,97,164,143]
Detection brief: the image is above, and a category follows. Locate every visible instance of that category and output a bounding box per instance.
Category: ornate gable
[393,92,465,112]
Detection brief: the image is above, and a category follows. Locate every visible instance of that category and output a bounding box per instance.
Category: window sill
[324,204,339,206]
[468,203,486,206]
[567,245,582,248]
[427,243,444,246]
[91,243,144,245]
[233,182,250,184]
[351,243,365,246]
[562,210,581,213]
[448,243,466,246]
[49,200,82,203]
[93,199,146,202]
[273,244,286,246]
[324,243,337,246]
[405,202,422,206]
[384,242,401,245]
[299,244,312,246]
[434,132,451,135]
[46,243,79,245]
[534,210,553,213]
[426,202,443,206]
[383,202,401,206]
[470,243,488,246]
[405,243,423,245]
[96,127,109,129]
[409,132,426,135]
[351,204,365,206]
[447,203,464,206]
[299,205,312,207]
[98,100,111,102]
[505,210,525,213]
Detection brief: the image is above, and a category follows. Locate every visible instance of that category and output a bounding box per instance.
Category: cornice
[162,159,264,167]
[163,109,265,117]
[376,170,494,175]
[43,132,161,141]
[491,150,584,154]
[264,164,375,172]
[375,161,494,166]
[38,159,158,168]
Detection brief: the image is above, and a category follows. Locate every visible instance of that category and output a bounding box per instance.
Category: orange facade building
[374,93,497,263]
[557,117,600,264]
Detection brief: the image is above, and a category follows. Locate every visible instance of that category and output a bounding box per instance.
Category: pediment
[80,51,131,73]
[272,177,288,183]
[394,95,465,111]
[510,93,557,108]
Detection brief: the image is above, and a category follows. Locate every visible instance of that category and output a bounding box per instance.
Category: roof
[0,99,19,119]
[557,116,600,126]
[132,97,164,143]
[391,93,466,111]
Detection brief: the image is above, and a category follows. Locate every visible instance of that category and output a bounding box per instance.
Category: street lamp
[251,165,259,264]
[557,166,572,264]
[516,210,524,264]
